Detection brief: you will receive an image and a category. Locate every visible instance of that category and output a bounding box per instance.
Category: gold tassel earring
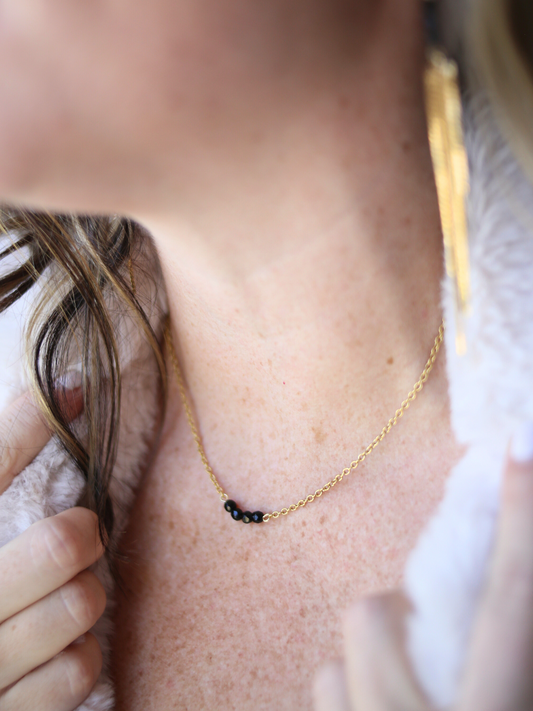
[424,0,471,354]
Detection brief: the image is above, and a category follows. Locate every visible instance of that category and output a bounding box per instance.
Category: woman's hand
[314,427,533,711]
[0,392,106,711]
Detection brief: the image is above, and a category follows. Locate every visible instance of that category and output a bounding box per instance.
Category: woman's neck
[137,0,450,498]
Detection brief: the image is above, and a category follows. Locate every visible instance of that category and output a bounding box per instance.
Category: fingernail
[72,634,86,645]
[56,368,83,392]
[510,422,533,463]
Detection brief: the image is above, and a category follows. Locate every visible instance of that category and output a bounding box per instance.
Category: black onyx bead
[231,507,243,521]
[224,500,237,513]
[252,511,264,523]
[242,511,253,524]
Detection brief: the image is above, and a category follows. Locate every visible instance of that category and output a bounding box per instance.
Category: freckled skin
[313,426,327,444]
[0,0,458,706]
[112,379,458,711]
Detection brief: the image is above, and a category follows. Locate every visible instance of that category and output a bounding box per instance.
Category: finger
[313,661,351,711]
[458,423,533,711]
[343,591,431,711]
[0,387,83,495]
[0,507,104,623]
[0,570,106,690]
[0,632,103,711]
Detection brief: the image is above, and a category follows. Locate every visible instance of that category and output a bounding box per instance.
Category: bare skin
[92,2,460,709]
[0,0,461,708]
[111,377,455,710]
[0,0,532,708]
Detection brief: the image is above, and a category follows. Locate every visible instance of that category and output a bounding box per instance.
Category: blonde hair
[0,211,166,552]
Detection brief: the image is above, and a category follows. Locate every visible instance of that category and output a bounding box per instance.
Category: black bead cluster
[224,500,264,524]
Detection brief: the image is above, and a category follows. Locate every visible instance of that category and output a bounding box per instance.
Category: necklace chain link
[165,320,445,523]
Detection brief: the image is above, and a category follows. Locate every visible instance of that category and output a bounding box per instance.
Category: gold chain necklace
[164,320,445,525]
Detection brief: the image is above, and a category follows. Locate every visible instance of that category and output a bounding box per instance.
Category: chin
[0,135,133,218]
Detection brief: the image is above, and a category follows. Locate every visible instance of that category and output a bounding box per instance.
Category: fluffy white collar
[405,89,533,707]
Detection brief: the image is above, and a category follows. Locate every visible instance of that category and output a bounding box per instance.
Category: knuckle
[59,576,105,631]
[35,517,87,572]
[64,650,99,700]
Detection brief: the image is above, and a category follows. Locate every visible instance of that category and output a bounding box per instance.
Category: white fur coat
[1,28,532,711]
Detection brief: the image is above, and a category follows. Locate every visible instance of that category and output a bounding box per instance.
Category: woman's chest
[111,439,449,711]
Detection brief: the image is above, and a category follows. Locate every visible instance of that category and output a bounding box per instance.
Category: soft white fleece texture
[404,92,533,708]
